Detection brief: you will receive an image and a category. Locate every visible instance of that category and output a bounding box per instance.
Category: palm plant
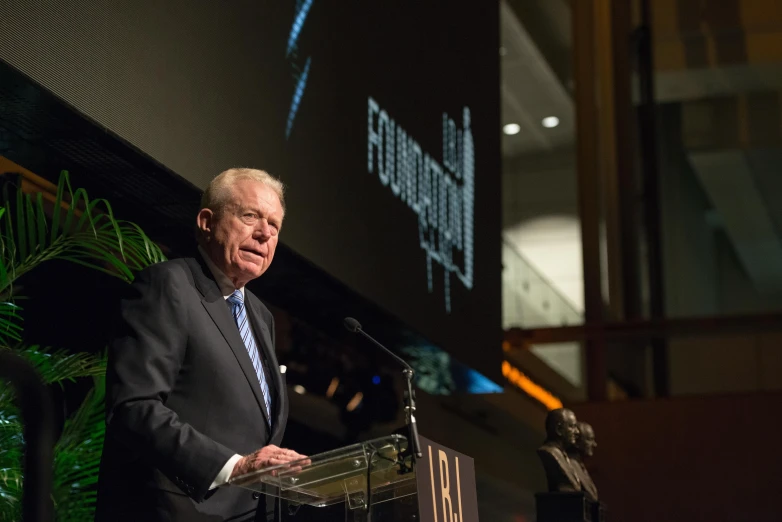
[0,170,165,521]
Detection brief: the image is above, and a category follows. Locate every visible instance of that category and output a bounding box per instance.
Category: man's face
[577,424,597,457]
[559,410,579,447]
[198,180,284,288]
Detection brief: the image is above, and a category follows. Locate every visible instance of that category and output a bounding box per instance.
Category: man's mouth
[240,248,264,259]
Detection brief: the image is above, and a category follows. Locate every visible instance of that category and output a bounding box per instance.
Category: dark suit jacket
[96,257,288,521]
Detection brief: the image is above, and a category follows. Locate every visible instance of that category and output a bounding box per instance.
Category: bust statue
[569,421,599,501]
[536,408,582,493]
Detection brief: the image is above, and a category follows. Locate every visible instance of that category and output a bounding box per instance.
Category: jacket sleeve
[105,263,236,502]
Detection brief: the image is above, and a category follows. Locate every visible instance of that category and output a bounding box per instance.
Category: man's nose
[253,220,272,239]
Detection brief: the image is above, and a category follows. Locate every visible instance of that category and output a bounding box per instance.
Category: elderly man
[96,168,304,521]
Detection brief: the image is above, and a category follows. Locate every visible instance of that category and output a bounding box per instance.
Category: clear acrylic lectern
[229,435,418,521]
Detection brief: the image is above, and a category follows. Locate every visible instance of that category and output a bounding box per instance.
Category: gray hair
[201,168,285,214]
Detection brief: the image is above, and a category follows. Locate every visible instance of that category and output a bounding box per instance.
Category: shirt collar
[198,246,245,299]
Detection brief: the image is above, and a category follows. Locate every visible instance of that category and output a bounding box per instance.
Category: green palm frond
[0,169,166,520]
[10,345,106,387]
[0,302,22,344]
[0,170,166,289]
[0,367,110,521]
[0,466,22,522]
[0,399,21,435]
[0,405,23,521]
[0,405,23,457]
[52,376,106,522]
[0,170,165,344]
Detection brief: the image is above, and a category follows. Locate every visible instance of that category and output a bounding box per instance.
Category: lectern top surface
[228,434,415,509]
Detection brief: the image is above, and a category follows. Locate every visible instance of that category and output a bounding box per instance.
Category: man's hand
[229,445,307,480]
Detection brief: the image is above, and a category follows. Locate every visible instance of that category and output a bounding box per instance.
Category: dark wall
[573,392,782,522]
[0,0,502,381]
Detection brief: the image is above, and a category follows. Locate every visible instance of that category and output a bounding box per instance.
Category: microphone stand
[350,325,423,461]
[344,318,423,522]
[402,368,423,462]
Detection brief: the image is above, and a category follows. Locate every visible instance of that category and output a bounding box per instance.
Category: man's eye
[244,213,258,219]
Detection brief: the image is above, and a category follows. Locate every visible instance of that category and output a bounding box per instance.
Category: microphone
[343,317,413,372]
[343,317,423,459]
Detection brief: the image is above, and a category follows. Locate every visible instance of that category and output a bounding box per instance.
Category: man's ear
[197,208,213,237]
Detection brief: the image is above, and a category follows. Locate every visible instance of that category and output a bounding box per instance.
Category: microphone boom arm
[345,318,423,460]
[354,328,413,372]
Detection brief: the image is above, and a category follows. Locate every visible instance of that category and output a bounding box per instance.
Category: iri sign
[367,97,475,313]
[416,436,479,522]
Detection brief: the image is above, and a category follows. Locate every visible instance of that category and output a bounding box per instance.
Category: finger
[258,447,281,458]
[277,455,300,462]
[283,450,307,460]
[278,450,301,460]
[253,453,272,464]
[259,446,278,457]
[268,460,287,467]
[268,455,290,464]
[278,454,305,464]
[272,462,303,474]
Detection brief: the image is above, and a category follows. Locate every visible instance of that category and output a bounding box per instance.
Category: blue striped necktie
[227,290,272,424]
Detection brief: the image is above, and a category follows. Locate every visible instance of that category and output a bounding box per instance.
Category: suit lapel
[245,294,286,441]
[185,258,269,423]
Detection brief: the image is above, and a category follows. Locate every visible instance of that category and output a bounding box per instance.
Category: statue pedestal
[592,499,606,522]
[535,492,606,522]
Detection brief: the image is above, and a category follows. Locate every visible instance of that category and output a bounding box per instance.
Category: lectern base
[535,492,606,522]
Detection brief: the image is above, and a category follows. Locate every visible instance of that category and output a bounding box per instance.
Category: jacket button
[252,492,261,500]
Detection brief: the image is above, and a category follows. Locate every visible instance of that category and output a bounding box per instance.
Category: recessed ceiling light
[541,116,560,128]
[503,123,521,135]
[293,385,306,395]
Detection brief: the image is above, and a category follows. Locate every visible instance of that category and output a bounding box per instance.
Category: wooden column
[573,0,607,401]
[574,0,640,400]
